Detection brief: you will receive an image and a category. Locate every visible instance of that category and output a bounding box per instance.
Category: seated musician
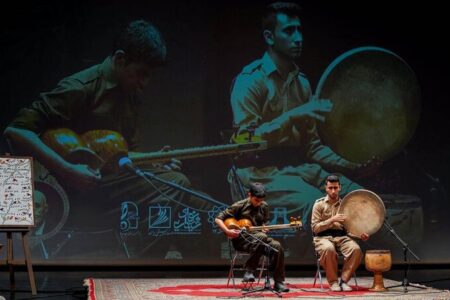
[311,174,369,292]
[215,182,289,293]
[3,19,210,258]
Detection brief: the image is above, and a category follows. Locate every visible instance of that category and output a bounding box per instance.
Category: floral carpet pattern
[85,277,449,299]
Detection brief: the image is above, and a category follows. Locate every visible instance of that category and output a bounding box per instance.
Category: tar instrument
[224,217,302,232]
[365,250,392,292]
[41,128,267,174]
[338,189,386,237]
[316,46,421,163]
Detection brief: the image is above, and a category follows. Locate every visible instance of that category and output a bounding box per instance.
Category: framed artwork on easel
[0,156,35,227]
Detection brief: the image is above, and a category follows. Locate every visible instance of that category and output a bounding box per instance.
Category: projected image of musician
[229,2,380,233]
[3,19,211,259]
[215,182,290,293]
[311,175,369,292]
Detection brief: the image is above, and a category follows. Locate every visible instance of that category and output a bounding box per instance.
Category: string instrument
[41,128,267,174]
[224,217,302,232]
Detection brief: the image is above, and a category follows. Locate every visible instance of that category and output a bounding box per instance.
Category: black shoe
[242,271,255,282]
[274,281,289,292]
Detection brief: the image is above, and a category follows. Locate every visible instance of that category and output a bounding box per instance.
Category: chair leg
[319,259,324,289]
[226,250,267,290]
[256,256,266,285]
[353,271,358,290]
[313,259,324,290]
[227,253,238,287]
[313,269,318,287]
[318,268,323,289]
[226,265,233,287]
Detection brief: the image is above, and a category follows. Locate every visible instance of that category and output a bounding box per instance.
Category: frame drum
[339,189,386,237]
[316,46,421,163]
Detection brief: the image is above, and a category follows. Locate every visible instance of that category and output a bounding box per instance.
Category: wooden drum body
[365,250,392,292]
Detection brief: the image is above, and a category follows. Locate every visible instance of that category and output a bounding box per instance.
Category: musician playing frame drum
[311,175,370,292]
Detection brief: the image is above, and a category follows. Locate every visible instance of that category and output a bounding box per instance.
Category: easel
[0,156,37,295]
[1,227,37,295]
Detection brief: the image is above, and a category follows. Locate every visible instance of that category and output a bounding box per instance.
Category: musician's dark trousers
[232,231,285,282]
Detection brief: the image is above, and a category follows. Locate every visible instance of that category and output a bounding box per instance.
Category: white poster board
[0,156,35,227]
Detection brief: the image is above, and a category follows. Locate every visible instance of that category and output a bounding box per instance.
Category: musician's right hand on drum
[287,97,333,123]
[329,213,347,224]
[226,228,241,238]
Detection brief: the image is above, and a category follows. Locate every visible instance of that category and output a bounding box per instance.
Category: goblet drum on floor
[365,250,392,292]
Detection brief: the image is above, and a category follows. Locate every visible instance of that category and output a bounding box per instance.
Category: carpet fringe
[83,278,96,300]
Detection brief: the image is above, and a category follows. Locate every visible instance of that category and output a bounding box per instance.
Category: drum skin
[316,46,421,163]
[339,189,386,236]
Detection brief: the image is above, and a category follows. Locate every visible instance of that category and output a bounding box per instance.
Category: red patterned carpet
[84,277,449,299]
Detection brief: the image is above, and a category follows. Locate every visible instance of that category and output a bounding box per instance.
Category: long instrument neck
[249,223,294,231]
[129,141,266,164]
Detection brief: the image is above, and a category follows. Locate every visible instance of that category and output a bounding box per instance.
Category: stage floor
[86,277,449,299]
[0,268,449,299]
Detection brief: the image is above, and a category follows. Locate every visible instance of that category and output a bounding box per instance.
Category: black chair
[226,239,268,288]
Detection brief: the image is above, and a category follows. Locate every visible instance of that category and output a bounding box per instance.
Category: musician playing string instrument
[215,182,289,293]
[3,19,209,257]
[311,175,369,292]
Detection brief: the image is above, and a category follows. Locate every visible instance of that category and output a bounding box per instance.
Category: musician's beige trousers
[313,236,362,284]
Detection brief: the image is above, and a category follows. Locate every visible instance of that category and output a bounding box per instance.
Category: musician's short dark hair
[325,175,340,184]
[262,2,302,31]
[248,182,266,198]
[115,19,166,67]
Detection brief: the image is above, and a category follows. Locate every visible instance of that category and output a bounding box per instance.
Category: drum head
[316,46,421,163]
[340,189,386,236]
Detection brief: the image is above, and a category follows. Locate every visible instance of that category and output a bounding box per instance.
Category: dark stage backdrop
[1,0,449,265]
